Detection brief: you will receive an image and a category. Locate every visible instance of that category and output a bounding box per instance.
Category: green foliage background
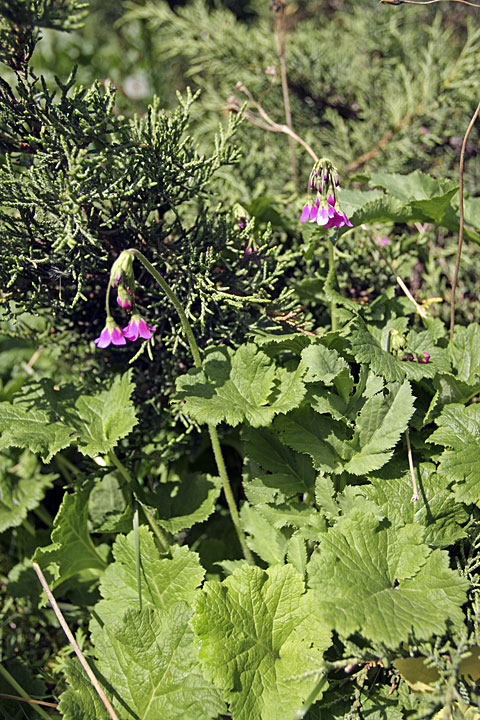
[1,0,480,718]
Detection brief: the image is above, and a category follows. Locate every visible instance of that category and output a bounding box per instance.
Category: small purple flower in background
[238,216,247,230]
[376,235,389,247]
[243,247,268,264]
[418,352,430,364]
[123,314,155,342]
[94,318,127,348]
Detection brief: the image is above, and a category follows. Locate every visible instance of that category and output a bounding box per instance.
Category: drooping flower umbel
[94,317,127,348]
[94,250,156,349]
[300,160,352,230]
[123,313,155,342]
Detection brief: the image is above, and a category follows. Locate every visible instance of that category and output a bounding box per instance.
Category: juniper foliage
[0,0,299,446]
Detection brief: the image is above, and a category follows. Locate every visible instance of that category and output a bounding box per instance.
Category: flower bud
[117,285,132,311]
[110,250,135,288]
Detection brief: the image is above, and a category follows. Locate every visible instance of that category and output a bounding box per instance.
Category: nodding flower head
[94,317,127,348]
[123,313,155,342]
[110,250,135,289]
[299,159,352,230]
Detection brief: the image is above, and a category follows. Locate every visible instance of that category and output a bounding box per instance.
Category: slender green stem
[133,503,142,610]
[21,517,36,536]
[129,249,201,367]
[129,248,254,564]
[328,240,337,332]
[291,674,328,720]
[138,502,171,553]
[33,503,53,528]
[0,664,53,720]
[105,280,113,320]
[54,454,76,482]
[107,449,171,553]
[208,424,254,564]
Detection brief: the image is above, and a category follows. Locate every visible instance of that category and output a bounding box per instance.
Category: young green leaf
[240,504,288,564]
[300,343,351,386]
[138,473,221,533]
[93,527,205,629]
[33,488,107,588]
[94,604,226,720]
[275,407,348,474]
[308,510,468,647]
[176,344,305,427]
[0,372,137,461]
[193,564,331,720]
[58,659,110,720]
[362,464,468,547]
[0,449,55,532]
[343,380,415,475]
[242,426,316,499]
[428,404,480,505]
[448,324,480,385]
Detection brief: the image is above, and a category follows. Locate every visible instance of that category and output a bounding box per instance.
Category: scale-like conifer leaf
[193,564,331,720]
[308,511,467,647]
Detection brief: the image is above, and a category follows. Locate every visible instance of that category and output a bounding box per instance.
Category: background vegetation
[1,0,479,717]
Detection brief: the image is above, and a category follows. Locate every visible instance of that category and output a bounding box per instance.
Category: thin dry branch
[449,99,480,340]
[381,0,480,7]
[32,562,120,720]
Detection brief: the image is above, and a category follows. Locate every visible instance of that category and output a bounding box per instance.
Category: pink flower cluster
[300,194,352,229]
[401,351,430,364]
[94,315,155,349]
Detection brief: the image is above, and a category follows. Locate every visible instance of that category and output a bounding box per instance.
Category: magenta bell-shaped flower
[94,317,127,348]
[299,192,352,229]
[116,285,132,311]
[123,314,155,342]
